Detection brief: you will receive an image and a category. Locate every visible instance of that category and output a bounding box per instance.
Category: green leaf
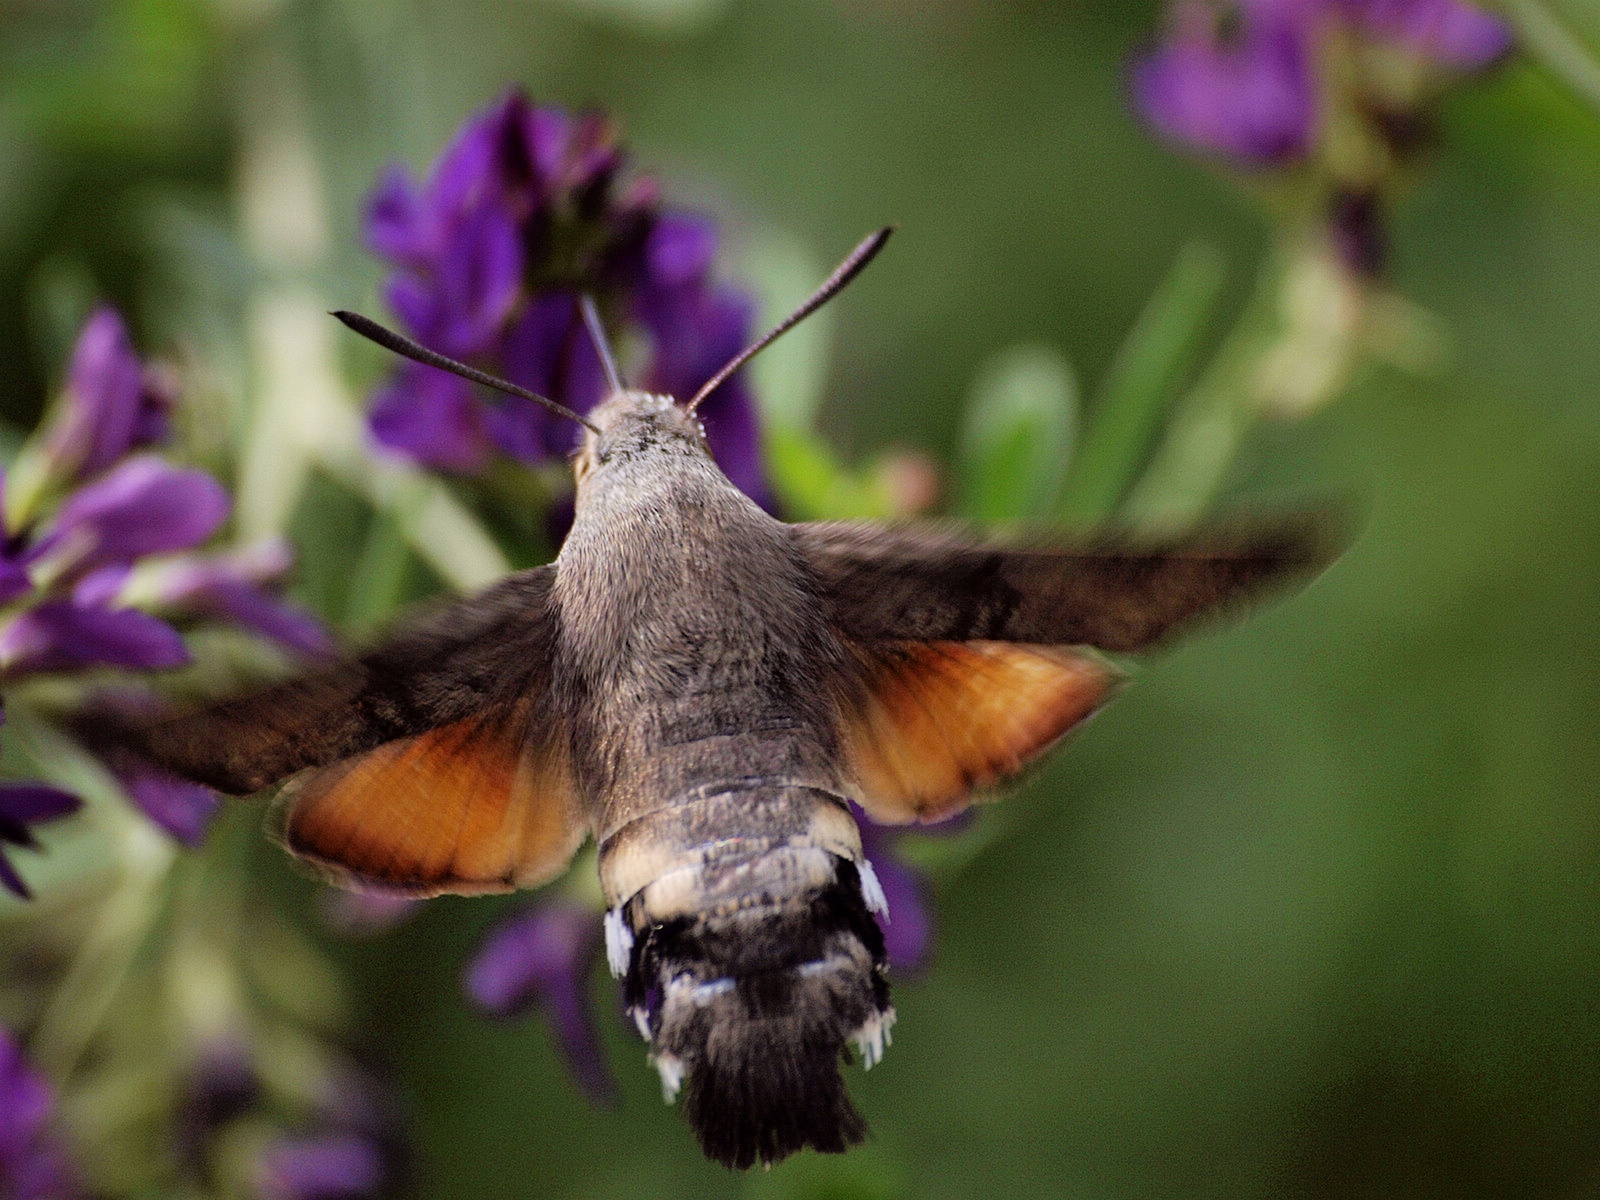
[1501,0,1600,115]
[743,231,836,435]
[957,343,1077,525]
[343,503,416,633]
[768,427,879,520]
[1059,241,1227,524]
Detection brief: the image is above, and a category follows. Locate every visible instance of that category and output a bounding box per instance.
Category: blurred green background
[4,1,1600,1197]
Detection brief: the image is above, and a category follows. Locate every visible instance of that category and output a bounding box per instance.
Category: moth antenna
[331,310,601,435]
[685,226,894,416]
[579,294,627,395]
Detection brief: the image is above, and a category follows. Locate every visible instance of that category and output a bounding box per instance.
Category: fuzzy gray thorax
[556,392,854,861]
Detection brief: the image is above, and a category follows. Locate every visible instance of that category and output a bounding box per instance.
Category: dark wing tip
[1052,510,1352,653]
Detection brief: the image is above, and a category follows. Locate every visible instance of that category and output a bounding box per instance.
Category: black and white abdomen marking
[597,781,895,1170]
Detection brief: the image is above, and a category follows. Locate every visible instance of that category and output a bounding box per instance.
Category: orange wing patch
[840,640,1118,824]
[278,700,586,896]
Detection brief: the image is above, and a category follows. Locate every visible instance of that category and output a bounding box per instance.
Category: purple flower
[855,804,973,975]
[632,215,776,510]
[137,538,334,660]
[361,91,774,511]
[255,1134,385,1200]
[0,601,191,675]
[177,1039,259,1168]
[0,779,81,900]
[1130,0,1511,168]
[43,307,173,484]
[0,1029,80,1198]
[116,758,219,845]
[465,899,617,1103]
[0,310,324,858]
[67,689,222,845]
[862,835,936,973]
[368,365,491,473]
[1131,0,1322,164]
[181,1047,400,1200]
[1328,187,1387,275]
[27,456,229,583]
[319,888,420,935]
[1334,0,1512,68]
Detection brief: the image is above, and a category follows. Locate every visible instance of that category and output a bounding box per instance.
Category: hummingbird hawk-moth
[101,229,1330,1169]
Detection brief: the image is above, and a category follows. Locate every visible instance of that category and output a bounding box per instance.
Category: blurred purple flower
[26,456,229,583]
[1334,0,1512,67]
[116,758,219,845]
[44,307,173,484]
[0,558,30,608]
[0,600,191,675]
[362,90,775,512]
[319,887,420,936]
[855,804,973,974]
[0,310,324,858]
[66,687,223,847]
[177,1039,259,1168]
[0,779,81,900]
[182,1047,399,1200]
[0,1029,80,1198]
[368,364,491,473]
[139,538,335,659]
[861,831,935,973]
[1131,0,1321,165]
[465,899,618,1104]
[1131,0,1511,167]
[1329,187,1387,275]
[255,1133,385,1200]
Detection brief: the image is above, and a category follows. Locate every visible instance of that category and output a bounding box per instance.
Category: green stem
[1122,252,1286,528]
[29,803,177,1084]
[1058,242,1228,523]
[1503,0,1600,115]
[343,502,416,633]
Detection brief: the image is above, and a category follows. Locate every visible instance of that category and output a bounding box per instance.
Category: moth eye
[573,449,601,482]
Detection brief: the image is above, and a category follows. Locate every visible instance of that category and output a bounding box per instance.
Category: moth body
[561,392,894,1168]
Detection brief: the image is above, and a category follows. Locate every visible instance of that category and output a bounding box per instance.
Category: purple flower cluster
[252,1069,400,1200]
[0,775,79,900]
[177,1040,398,1200]
[256,1134,385,1200]
[42,307,173,486]
[1131,0,1512,166]
[0,1029,80,1199]
[0,309,331,886]
[362,90,773,510]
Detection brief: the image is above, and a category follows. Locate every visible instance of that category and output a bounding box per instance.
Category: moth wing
[837,639,1117,823]
[799,518,1331,822]
[121,566,561,795]
[278,696,586,896]
[793,519,1332,651]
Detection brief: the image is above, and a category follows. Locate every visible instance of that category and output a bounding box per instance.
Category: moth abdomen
[600,784,893,1169]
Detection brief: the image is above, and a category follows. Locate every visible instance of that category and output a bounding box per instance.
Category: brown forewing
[793,518,1334,652]
[118,566,561,795]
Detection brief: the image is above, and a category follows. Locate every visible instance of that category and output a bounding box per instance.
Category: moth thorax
[597,784,894,1170]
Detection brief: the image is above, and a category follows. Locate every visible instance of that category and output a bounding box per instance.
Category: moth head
[571,390,710,489]
[571,228,893,495]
